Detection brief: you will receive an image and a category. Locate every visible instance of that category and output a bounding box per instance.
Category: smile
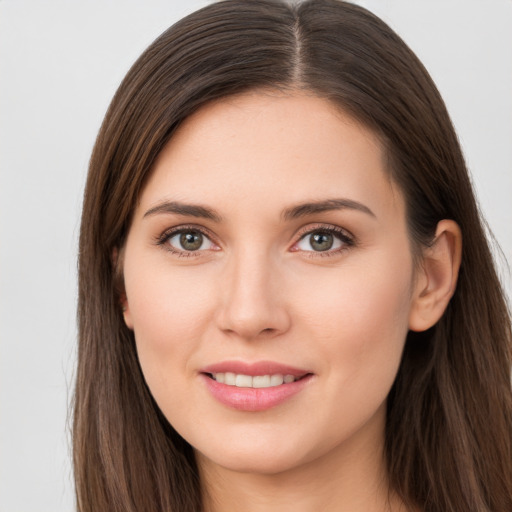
[209,372,301,388]
[200,361,314,411]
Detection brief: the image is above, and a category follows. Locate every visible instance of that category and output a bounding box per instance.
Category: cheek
[295,250,413,390]
[123,257,217,390]
[126,255,216,331]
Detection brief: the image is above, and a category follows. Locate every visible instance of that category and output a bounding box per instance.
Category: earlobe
[408,220,462,332]
[121,296,134,330]
[112,246,134,330]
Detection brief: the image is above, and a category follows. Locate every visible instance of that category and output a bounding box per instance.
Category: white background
[0,1,510,511]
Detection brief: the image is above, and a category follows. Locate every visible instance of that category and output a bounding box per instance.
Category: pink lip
[201,360,309,377]
[200,360,314,412]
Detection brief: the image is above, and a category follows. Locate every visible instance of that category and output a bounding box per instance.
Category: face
[122,91,420,476]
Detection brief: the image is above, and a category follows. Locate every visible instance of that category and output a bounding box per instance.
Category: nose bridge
[216,244,289,339]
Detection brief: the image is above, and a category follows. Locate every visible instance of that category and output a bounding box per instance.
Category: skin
[121,91,461,512]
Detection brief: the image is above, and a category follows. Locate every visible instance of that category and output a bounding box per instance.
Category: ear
[112,246,134,330]
[408,220,462,332]
[121,296,134,330]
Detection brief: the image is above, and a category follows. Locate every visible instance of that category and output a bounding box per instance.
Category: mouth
[205,372,310,388]
[200,361,314,411]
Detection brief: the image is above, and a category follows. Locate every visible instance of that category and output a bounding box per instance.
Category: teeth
[235,374,252,387]
[211,372,298,388]
[253,375,270,388]
[270,374,284,386]
[224,372,236,385]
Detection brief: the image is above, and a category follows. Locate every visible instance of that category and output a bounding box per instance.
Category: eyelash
[155,224,219,257]
[294,224,355,257]
[155,223,355,258]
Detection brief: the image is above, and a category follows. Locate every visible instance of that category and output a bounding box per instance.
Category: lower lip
[201,374,313,412]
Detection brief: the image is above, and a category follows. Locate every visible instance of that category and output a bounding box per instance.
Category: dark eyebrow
[282,198,376,221]
[143,201,223,222]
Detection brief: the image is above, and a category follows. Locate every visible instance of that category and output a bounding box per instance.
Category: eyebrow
[143,201,223,222]
[282,198,376,220]
[143,198,375,223]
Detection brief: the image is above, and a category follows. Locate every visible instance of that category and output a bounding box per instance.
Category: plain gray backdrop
[1,1,511,511]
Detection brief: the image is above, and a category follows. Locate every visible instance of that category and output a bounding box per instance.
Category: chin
[198,448,306,476]
[192,427,322,477]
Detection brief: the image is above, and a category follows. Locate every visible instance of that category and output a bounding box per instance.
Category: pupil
[180,231,203,251]
[310,232,333,251]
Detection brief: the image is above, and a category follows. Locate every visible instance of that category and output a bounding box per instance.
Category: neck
[197,407,407,512]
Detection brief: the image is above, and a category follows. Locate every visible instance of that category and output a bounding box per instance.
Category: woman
[74,1,512,510]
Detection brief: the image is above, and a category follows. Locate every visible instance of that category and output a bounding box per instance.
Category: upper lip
[200,360,311,377]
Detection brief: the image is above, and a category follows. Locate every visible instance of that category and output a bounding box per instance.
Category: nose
[215,248,291,341]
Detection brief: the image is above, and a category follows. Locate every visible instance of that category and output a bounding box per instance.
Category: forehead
[139,91,402,221]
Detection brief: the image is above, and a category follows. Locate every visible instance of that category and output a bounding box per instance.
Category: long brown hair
[74,1,512,510]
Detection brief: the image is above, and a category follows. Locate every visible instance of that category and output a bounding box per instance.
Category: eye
[161,228,217,254]
[293,226,354,254]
